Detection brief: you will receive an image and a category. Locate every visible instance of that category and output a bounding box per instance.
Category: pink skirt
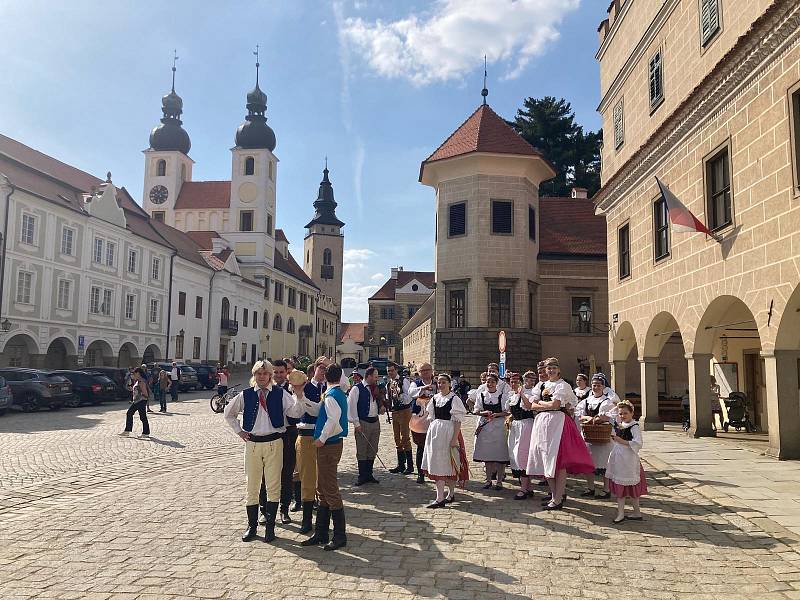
[555,415,595,475]
[606,465,648,498]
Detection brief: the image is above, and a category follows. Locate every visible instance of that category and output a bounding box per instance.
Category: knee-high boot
[324,508,347,551]
[291,480,302,512]
[416,446,425,484]
[301,504,330,546]
[389,450,405,473]
[242,504,259,542]
[404,450,415,475]
[299,501,314,534]
[263,501,279,543]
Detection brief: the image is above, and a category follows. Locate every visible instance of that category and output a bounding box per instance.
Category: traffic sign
[498,330,506,353]
[78,335,85,349]
[498,362,506,377]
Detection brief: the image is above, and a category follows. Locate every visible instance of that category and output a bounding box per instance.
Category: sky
[0,0,608,323]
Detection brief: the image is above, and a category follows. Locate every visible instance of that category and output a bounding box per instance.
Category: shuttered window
[448,202,466,237]
[491,200,513,234]
[649,50,663,110]
[653,197,670,260]
[613,98,624,149]
[618,224,631,279]
[700,0,721,46]
[528,206,536,240]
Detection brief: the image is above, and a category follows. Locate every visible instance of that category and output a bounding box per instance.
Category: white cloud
[344,248,376,262]
[371,272,385,281]
[338,0,580,86]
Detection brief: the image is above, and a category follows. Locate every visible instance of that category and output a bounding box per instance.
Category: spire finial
[253,44,260,86]
[171,49,178,93]
[324,155,328,171]
[481,55,488,105]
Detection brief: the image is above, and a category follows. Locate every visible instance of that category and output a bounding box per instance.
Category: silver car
[0,376,12,415]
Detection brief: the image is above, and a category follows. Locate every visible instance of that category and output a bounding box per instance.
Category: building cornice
[595,0,634,62]
[595,0,800,213]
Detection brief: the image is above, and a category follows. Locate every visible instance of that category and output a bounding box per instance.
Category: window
[264,278,270,300]
[528,291,536,330]
[156,159,166,176]
[128,249,138,273]
[287,288,296,308]
[613,98,624,149]
[16,271,32,304]
[299,292,308,311]
[321,249,334,280]
[287,318,295,334]
[310,298,314,313]
[489,288,511,328]
[448,289,465,328]
[195,296,203,318]
[149,299,160,323]
[448,202,466,237]
[61,227,74,256]
[178,292,186,315]
[273,314,282,331]
[221,297,230,320]
[101,289,113,316]
[105,242,115,267]
[408,305,419,318]
[125,294,135,320]
[269,161,274,180]
[93,238,104,263]
[244,156,255,176]
[89,286,101,314]
[266,214,273,235]
[241,343,247,363]
[528,206,536,240]
[323,249,332,265]
[491,200,513,234]
[274,281,284,303]
[243,308,249,327]
[175,334,184,359]
[657,366,668,396]
[649,50,664,110]
[706,146,732,231]
[152,257,161,280]
[700,0,721,46]
[57,279,71,310]
[653,197,670,260]
[380,307,395,320]
[239,210,254,232]
[252,311,257,329]
[263,311,269,329]
[792,85,800,191]
[618,223,631,279]
[152,211,165,223]
[193,337,201,360]
[570,297,592,333]
[20,214,35,245]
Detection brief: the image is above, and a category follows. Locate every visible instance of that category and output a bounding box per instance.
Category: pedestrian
[294,361,328,533]
[169,361,180,403]
[607,400,647,524]
[420,373,468,508]
[118,367,151,439]
[386,362,414,475]
[223,360,305,543]
[409,363,436,484]
[473,373,510,490]
[575,374,616,499]
[148,367,160,413]
[508,371,536,499]
[274,360,298,525]
[574,374,591,403]
[301,362,350,551]
[157,368,170,412]
[348,366,382,486]
[217,364,229,397]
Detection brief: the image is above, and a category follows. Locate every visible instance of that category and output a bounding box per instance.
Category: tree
[510,96,602,198]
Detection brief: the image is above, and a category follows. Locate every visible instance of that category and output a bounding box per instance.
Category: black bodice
[434,395,454,420]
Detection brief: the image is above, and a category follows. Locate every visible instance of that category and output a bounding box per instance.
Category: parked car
[151,363,199,392]
[193,364,219,390]
[0,368,72,412]
[83,367,131,402]
[0,376,12,415]
[52,371,117,407]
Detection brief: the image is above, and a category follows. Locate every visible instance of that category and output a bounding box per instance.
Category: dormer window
[244,156,255,176]
[156,159,166,176]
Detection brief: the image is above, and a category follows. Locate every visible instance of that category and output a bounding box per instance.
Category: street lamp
[380,336,387,360]
[0,318,10,332]
[578,302,592,333]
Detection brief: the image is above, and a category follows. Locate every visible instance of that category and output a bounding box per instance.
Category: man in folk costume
[302,363,350,551]
[224,361,305,542]
[275,360,298,525]
[348,366,383,485]
[409,363,437,484]
[386,362,414,475]
[294,361,328,534]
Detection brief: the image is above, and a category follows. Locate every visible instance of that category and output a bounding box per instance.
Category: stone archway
[770,284,800,458]
[0,333,39,367]
[85,340,114,367]
[45,337,76,370]
[641,313,688,430]
[118,342,140,368]
[142,344,161,364]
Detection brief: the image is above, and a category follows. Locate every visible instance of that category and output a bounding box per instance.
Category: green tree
[510,96,601,198]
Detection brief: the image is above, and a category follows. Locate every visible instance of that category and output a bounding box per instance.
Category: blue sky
[0,0,607,322]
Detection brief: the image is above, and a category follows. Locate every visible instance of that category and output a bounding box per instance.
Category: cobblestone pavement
[2,391,800,599]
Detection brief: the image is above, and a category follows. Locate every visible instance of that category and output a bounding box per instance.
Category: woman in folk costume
[523,357,595,510]
[507,370,537,499]
[574,374,591,404]
[575,373,617,499]
[473,373,511,490]
[607,400,647,524]
[420,373,469,508]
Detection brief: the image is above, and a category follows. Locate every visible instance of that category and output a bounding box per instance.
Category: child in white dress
[606,400,647,523]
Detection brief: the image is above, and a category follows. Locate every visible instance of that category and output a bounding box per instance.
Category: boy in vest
[348,366,383,485]
[224,360,305,543]
[301,363,350,551]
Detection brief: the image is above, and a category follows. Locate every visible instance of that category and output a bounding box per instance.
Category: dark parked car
[193,364,219,390]
[0,376,12,415]
[84,367,132,402]
[0,368,72,412]
[151,363,199,392]
[52,371,117,407]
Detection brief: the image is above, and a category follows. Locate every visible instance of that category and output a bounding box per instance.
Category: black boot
[259,505,267,525]
[263,501,279,542]
[367,459,379,484]
[324,508,347,551]
[242,504,259,542]
[291,481,302,512]
[403,450,415,475]
[389,450,405,473]
[354,460,369,486]
[299,501,314,534]
[300,505,330,546]
[280,504,292,525]
[415,446,425,484]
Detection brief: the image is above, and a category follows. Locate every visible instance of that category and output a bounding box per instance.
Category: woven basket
[582,422,612,444]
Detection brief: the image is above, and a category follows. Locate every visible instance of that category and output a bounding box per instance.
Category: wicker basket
[582,422,612,444]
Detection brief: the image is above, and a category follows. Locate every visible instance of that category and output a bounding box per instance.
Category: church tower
[142,54,193,226]
[304,162,345,315]
[226,50,278,284]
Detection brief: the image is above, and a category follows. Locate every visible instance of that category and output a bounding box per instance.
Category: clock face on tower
[149,185,169,205]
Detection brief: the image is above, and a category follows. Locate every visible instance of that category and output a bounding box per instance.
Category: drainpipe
[164,251,177,358]
[204,269,218,362]
[0,175,14,325]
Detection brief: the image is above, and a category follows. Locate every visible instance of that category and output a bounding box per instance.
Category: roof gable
[174,181,231,209]
[369,271,435,301]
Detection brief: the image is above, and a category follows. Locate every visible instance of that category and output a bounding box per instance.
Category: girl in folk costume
[473,373,511,490]
[524,357,595,510]
[507,371,537,499]
[574,374,591,404]
[607,400,647,523]
[420,374,469,508]
[575,374,617,499]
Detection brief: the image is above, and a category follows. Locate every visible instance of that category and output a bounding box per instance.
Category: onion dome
[149,58,191,155]
[235,55,276,151]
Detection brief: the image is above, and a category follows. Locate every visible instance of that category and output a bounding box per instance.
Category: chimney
[571,187,589,200]
[391,266,403,280]
[211,237,226,254]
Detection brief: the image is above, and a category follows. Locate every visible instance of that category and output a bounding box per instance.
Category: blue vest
[411,378,427,415]
[242,386,285,432]
[354,382,373,420]
[314,386,348,444]
[300,380,326,425]
[276,381,299,426]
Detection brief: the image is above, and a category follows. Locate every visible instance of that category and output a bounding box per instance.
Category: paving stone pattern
[1,391,800,599]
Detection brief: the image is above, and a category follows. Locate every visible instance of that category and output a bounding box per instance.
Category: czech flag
[655,176,718,239]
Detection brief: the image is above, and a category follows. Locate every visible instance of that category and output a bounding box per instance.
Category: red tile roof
[274,228,289,243]
[369,271,435,301]
[538,197,607,258]
[274,248,319,289]
[185,230,223,250]
[339,322,367,344]
[174,181,231,209]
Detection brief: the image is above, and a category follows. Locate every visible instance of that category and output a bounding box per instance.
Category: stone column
[611,360,626,400]
[764,350,800,460]
[639,358,663,430]
[686,353,715,438]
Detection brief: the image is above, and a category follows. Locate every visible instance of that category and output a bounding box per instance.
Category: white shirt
[477,379,509,396]
[388,376,412,408]
[575,393,617,421]
[224,384,305,436]
[530,379,577,409]
[170,367,179,381]
[317,390,345,444]
[218,371,228,386]
[409,379,436,400]
[347,383,378,424]
[474,388,509,413]
[297,377,328,430]
[425,392,467,423]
